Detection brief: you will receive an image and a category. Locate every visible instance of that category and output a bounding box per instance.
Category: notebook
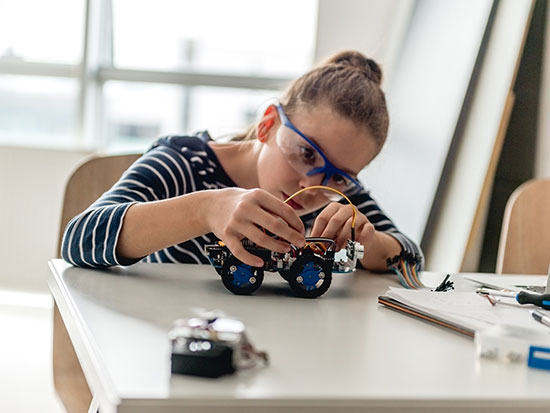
[378,286,550,339]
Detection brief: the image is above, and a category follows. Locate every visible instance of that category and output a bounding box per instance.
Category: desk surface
[48,259,550,413]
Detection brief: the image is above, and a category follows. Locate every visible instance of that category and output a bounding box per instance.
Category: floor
[0,290,65,413]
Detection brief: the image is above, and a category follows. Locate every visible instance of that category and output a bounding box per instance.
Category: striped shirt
[61,132,424,269]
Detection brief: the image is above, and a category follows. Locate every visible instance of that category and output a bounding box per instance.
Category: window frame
[0,0,409,150]
[0,0,297,150]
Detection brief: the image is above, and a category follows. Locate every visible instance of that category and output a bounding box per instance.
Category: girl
[62,50,423,272]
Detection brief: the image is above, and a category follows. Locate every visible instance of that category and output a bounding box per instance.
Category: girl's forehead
[287,104,378,171]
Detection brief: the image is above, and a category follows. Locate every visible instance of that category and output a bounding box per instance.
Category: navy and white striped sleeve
[349,190,425,270]
[61,142,196,268]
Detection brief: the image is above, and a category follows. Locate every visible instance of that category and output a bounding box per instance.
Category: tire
[287,255,332,298]
[278,269,291,281]
[220,256,264,295]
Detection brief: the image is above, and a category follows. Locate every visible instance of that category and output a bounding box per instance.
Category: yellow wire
[284,185,358,228]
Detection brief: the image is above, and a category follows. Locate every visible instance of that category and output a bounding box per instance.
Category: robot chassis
[205,237,364,298]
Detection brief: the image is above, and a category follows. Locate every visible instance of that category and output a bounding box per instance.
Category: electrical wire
[284,185,358,241]
[387,251,425,289]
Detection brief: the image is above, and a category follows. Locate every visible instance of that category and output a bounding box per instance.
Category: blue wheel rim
[298,261,323,291]
[231,263,255,287]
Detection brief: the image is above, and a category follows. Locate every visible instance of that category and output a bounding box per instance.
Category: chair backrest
[496,178,550,274]
[57,153,141,255]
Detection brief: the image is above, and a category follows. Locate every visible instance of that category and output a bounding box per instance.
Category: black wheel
[221,256,264,295]
[278,269,291,281]
[287,255,332,298]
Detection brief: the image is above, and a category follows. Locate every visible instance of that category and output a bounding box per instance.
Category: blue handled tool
[478,288,550,310]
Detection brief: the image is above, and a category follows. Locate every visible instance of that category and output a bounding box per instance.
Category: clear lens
[324,173,353,192]
[276,128,324,174]
[276,128,354,197]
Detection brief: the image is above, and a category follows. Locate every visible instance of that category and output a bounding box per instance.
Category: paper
[386,287,550,333]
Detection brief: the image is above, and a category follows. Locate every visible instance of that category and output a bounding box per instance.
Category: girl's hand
[310,202,376,251]
[206,188,306,267]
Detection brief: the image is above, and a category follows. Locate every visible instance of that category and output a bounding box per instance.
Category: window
[0,0,84,64]
[0,75,79,147]
[0,0,318,150]
[112,0,317,77]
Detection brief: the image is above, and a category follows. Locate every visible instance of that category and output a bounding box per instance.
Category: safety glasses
[275,103,364,194]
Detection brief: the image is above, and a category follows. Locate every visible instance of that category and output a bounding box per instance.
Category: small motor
[169,316,268,378]
[334,240,365,273]
[347,240,365,262]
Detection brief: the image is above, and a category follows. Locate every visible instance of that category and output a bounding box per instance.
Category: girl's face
[256,103,378,216]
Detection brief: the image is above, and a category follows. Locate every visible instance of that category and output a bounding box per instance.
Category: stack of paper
[380,287,550,338]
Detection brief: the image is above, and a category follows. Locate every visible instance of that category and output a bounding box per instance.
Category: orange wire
[400,260,416,289]
[305,241,328,254]
[410,265,423,288]
[284,186,358,229]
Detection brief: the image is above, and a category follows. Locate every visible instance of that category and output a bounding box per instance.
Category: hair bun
[323,50,383,86]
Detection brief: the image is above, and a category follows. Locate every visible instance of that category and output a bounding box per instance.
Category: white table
[48,259,550,413]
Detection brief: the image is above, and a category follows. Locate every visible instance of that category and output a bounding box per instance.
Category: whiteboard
[424,0,533,272]
[359,0,493,243]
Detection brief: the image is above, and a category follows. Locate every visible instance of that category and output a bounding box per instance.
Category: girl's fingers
[334,217,354,250]
[253,209,305,247]
[257,191,305,234]
[310,203,340,237]
[243,226,293,254]
[319,206,354,240]
[312,203,371,249]
[226,236,265,267]
[226,224,294,267]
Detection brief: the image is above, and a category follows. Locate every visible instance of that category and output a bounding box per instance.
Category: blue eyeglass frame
[275,103,364,191]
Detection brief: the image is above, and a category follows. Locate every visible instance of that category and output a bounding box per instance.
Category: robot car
[205,237,364,298]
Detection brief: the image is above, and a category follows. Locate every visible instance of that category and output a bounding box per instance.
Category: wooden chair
[54,153,141,413]
[496,178,550,274]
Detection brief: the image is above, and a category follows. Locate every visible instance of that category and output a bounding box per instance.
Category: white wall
[362,0,493,246]
[0,147,89,292]
[315,0,413,82]
[424,0,534,272]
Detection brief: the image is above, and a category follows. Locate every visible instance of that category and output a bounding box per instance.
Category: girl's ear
[256,105,278,143]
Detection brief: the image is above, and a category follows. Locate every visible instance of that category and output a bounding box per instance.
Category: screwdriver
[477,288,550,310]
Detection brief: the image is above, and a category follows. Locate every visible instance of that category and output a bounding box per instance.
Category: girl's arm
[115,191,215,261]
[309,190,424,271]
[357,229,403,271]
[62,141,305,268]
[117,188,306,267]
[61,143,185,268]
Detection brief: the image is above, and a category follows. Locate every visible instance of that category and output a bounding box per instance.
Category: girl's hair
[233,50,389,153]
